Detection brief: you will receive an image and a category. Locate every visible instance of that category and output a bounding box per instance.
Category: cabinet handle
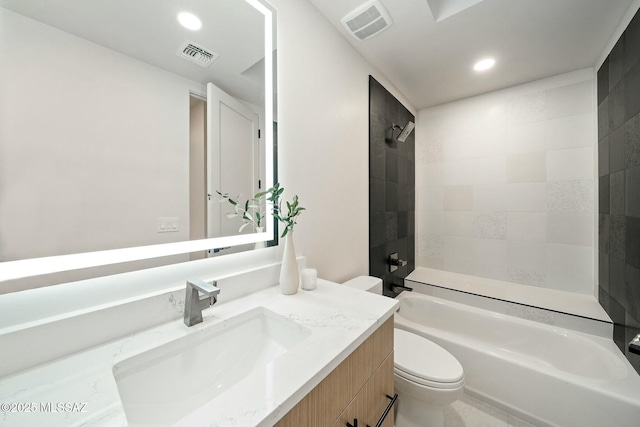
[372,394,398,427]
[346,393,398,427]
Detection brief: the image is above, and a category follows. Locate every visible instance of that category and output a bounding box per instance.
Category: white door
[207,82,259,239]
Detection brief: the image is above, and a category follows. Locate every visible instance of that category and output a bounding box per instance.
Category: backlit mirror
[0,0,276,290]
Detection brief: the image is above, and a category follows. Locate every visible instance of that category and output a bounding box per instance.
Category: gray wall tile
[610,126,626,173]
[625,112,640,168]
[610,170,626,215]
[626,166,640,218]
[548,180,593,213]
[599,137,610,176]
[610,215,626,261]
[473,212,507,240]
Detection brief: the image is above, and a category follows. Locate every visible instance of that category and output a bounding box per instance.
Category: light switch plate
[157,217,179,233]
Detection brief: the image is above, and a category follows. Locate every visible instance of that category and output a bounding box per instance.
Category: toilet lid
[394,328,464,384]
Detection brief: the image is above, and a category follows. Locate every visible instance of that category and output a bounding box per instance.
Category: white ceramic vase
[279,231,299,295]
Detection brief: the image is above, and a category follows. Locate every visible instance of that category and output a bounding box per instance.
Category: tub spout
[630,334,640,355]
[393,283,413,292]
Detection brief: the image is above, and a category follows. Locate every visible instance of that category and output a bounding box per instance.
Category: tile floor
[443,393,538,427]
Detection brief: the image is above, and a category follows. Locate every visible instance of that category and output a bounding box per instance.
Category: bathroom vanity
[276,317,394,427]
[0,279,398,426]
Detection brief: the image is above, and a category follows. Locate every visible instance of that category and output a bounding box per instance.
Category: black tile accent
[599,250,610,292]
[369,213,387,248]
[398,156,408,185]
[626,216,640,269]
[397,185,408,212]
[613,321,626,352]
[407,161,415,186]
[610,215,626,261]
[610,125,626,174]
[398,211,408,239]
[599,9,640,370]
[370,112,387,148]
[370,179,385,213]
[598,97,610,141]
[610,256,627,306]
[599,175,610,214]
[625,12,640,75]
[625,263,640,320]
[407,186,415,211]
[626,112,640,168]
[385,182,398,212]
[385,212,398,242]
[369,76,415,293]
[626,61,640,122]
[599,286,611,314]
[385,92,399,127]
[599,214,610,254]
[610,36,626,91]
[370,144,385,180]
[626,165,640,218]
[609,288,627,325]
[598,58,610,106]
[407,211,415,236]
[370,243,388,278]
[385,151,398,183]
[407,139,416,163]
[610,170,626,215]
[599,137,610,177]
[610,79,627,131]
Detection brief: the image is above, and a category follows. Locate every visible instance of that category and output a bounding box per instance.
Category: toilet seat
[394,328,464,389]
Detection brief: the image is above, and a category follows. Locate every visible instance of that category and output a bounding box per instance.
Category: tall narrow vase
[279,232,299,295]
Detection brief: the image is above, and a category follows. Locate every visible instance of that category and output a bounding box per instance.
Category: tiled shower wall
[369,76,415,295]
[416,71,596,294]
[597,7,640,371]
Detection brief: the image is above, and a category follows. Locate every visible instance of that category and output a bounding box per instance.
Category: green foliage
[257,182,305,238]
[219,182,304,238]
[216,190,265,232]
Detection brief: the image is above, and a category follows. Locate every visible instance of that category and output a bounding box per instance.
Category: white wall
[269,0,415,283]
[0,8,202,261]
[416,69,596,294]
[0,0,415,295]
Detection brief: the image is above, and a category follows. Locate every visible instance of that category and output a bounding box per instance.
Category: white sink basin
[112,307,311,426]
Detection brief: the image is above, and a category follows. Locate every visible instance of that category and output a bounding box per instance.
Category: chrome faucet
[184,279,221,327]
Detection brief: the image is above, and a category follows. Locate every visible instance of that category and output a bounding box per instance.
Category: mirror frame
[0,0,275,283]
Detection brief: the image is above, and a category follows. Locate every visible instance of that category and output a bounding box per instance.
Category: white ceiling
[308,0,636,109]
[0,0,267,106]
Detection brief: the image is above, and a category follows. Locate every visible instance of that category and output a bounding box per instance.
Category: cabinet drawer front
[331,353,394,427]
[275,317,393,427]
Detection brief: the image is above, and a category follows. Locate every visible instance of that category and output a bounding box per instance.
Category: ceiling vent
[341,0,393,41]
[177,41,218,68]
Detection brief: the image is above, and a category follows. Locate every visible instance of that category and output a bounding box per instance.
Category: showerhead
[391,121,415,142]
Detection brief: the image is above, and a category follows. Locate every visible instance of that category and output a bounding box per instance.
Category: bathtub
[394,292,640,427]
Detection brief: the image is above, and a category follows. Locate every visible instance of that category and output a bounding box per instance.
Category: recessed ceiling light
[473,58,496,72]
[178,12,202,31]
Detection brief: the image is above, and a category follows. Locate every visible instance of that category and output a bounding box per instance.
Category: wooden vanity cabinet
[275,317,394,427]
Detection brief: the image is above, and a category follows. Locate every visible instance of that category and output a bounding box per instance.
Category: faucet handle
[187,279,220,297]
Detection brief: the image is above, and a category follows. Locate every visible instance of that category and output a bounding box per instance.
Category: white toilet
[343,276,465,427]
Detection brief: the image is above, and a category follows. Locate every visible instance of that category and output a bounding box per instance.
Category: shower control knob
[389,252,407,272]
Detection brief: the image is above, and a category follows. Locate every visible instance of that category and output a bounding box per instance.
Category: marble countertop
[0,280,398,427]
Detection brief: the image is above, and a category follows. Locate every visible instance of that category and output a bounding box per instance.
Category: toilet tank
[342,276,383,294]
